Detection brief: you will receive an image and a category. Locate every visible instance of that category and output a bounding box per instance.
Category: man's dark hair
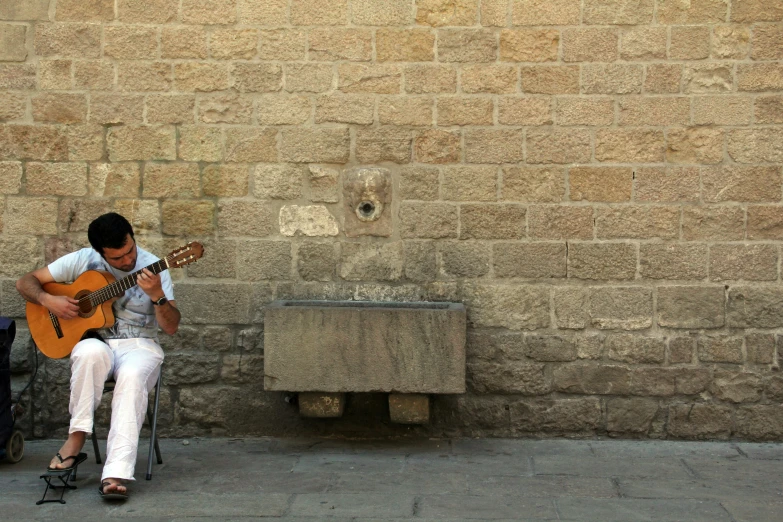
[87,213,134,255]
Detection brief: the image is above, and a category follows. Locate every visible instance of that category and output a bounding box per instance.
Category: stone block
[231,64,282,94]
[511,0,580,25]
[0,0,49,20]
[751,24,783,59]
[308,166,339,203]
[620,27,666,60]
[501,167,563,202]
[0,236,42,277]
[297,242,337,282]
[182,0,236,24]
[494,242,565,279]
[606,334,664,364]
[595,129,665,163]
[556,97,614,126]
[500,29,558,62]
[218,200,274,237]
[104,26,157,60]
[339,242,403,281]
[553,287,588,329]
[639,243,708,280]
[0,24,26,61]
[404,64,456,94]
[596,206,679,240]
[378,96,432,126]
[174,63,229,92]
[684,64,733,93]
[337,63,401,94]
[569,243,637,281]
[285,63,332,93]
[736,405,783,440]
[563,28,618,62]
[34,23,101,58]
[553,364,631,395]
[569,167,632,202]
[353,0,412,24]
[463,283,549,330]
[723,243,781,281]
[163,353,219,385]
[727,287,783,328]
[669,336,695,364]
[343,167,392,237]
[255,164,303,200]
[26,162,87,196]
[658,0,729,23]
[498,97,552,126]
[143,163,200,198]
[178,126,223,162]
[439,242,490,278]
[375,29,433,62]
[528,205,592,240]
[644,63,682,93]
[403,241,436,283]
[198,94,253,124]
[89,94,144,125]
[0,124,68,161]
[657,286,725,329]
[521,65,579,94]
[290,0,347,25]
[619,97,689,126]
[210,28,258,60]
[356,127,412,164]
[693,96,753,126]
[237,0,286,24]
[438,29,496,62]
[161,26,207,59]
[0,162,22,194]
[583,64,643,94]
[668,403,732,439]
[459,204,525,240]
[161,200,215,236]
[89,163,140,198]
[280,205,339,237]
[732,0,783,22]
[236,240,292,281]
[113,199,160,234]
[712,24,750,58]
[468,360,549,394]
[670,26,710,59]
[416,0,477,26]
[257,95,309,125]
[590,287,652,330]
[607,398,658,435]
[0,64,35,90]
[698,335,743,363]
[465,129,523,164]
[5,197,57,235]
[298,392,345,418]
[527,129,591,164]
[635,167,699,202]
[117,62,171,92]
[525,335,578,362]
[511,397,601,433]
[38,59,71,90]
[667,127,724,164]
[398,166,438,202]
[185,238,236,279]
[108,125,175,161]
[32,93,86,124]
[710,369,763,403]
[399,202,458,239]
[225,128,278,163]
[682,206,743,241]
[118,0,178,23]
[280,128,349,163]
[728,128,783,163]
[264,300,466,393]
[316,94,374,125]
[461,65,517,95]
[755,95,783,124]
[441,166,496,202]
[414,129,459,164]
[57,198,111,234]
[389,394,430,424]
[704,166,782,202]
[67,124,103,161]
[177,283,251,324]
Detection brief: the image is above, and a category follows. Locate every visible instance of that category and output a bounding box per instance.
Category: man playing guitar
[16,212,180,500]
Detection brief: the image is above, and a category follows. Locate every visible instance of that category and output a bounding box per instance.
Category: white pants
[68,337,163,482]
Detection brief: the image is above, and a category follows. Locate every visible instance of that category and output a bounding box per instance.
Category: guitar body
[26,270,119,359]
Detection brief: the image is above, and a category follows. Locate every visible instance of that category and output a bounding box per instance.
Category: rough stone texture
[298,392,345,418]
[388,394,430,424]
[279,205,339,237]
[264,301,466,393]
[657,286,725,329]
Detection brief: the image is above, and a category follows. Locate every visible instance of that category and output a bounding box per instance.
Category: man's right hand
[44,295,81,319]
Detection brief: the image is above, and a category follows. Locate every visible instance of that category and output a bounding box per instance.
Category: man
[16,212,179,500]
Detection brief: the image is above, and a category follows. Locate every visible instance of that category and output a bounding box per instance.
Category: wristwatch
[152,296,168,306]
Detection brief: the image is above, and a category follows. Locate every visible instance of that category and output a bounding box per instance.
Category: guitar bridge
[49,312,64,339]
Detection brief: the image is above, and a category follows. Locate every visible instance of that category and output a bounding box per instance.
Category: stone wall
[2,0,783,441]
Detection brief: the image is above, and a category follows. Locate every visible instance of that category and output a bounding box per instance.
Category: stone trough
[263,300,466,424]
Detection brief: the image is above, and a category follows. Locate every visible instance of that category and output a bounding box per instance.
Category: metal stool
[90,369,163,480]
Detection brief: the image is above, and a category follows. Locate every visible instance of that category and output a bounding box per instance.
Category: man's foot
[48,432,87,471]
[99,479,128,500]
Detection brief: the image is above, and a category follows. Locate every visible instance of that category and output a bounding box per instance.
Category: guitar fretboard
[87,258,170,306]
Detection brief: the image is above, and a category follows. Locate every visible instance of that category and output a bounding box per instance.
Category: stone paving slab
[1,438,782,521]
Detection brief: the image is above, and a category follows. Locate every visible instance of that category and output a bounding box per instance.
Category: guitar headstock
[166,242,205,268]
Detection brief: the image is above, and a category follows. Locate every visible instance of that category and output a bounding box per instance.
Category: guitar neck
[90,258,170,305]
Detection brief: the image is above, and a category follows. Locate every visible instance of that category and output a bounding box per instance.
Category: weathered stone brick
[635,167,700,202]
[108,125,176,161]
[607,398,658,434]
[118,62,171,92]
[569,243,636,281]
[620,27,667,60]
[583,64,643,94]
[0,162,22,194]
[57,198,112,234]
[339,242,403,281]
[668,403,732,439]
[732,0,783,22]
[595,129,665,163]
[38,60,71,90]
[464,283,550,330]
[0,236,42,277]
[438,29,496,62]
[692,96,752,125]
[498,97,552,125]
[667,127,724,164]
[280,128,349,163]
[291,0,347,25]
[376,29,434,62]
[563,28,618,62]
[619,97,689,126]
[113,199,160,234]
[297,242,337,282]
[727,286,783,328]
[26,162,87,196]
[146,95,195,124]
[182,0,236,24]
[416,0,477,26]
[0,125,68,161]
[403,241,437,282]
[746,333,775,364]
[511,397,602,432]
[34,23,101,58]
[104,26,157,60]
[210,29,258,60]
[161,26,207,59]
[529,205,593,240]
[465,129,524,164]
[684,64,733,93]
[338,63,401,94]
[254,164,303,200]
[569,167,632,202]
[511,0,580,25]
[751,24,783,60]
[736,405,783,440]
[0,0,49,20]
[461,64,517,94]
[399,166,438,201]
[658,286,725,329]
[143,163,200,198]
[589,286,652,330]
[440,242,490,278]
[553,364,631,394]
[0,92,26,121]
[0,24,26,61]
[747,206,783,240]
[4,197,58,235]
[494,242,566,278]
[284,63,333,93]
[357,127,412,164]
[176,283,250,324]
[161,200,215,236]
[399,202,458,239]
[72,61,112,90]
[203,164,248,198]
[175,63,229,92]
[460,204,525,240]
[767,375,783,402]
[218,200,274,237]
[118,0,178,23]
[670,26,710,59]
[198,94,253,124]
[755,96,783,124]
[658,0,729,23]
[437,97,491,126]
[307,166,339,203]
[0,64,35,90]
[698,335,743,364]
[502,167,564,202]
[703,166,780,202]
[682,206,744,241]
[259,29,306,60]
[500,29,558,62]
[316,94,374,125]
[308,28,371,62]
[441,166,496,201]
[32,93,86,124]
[68,123,104,162]
[177,126,222,162]
[237,241,292,281]
[585,0,654,23]
[596,206,679,239]
[640,243,708,280]
[710,369,763,403]
[469,361,549,395]
[353,0,413,24]
[554,287,589,330]
[606,334,664,364]
[181,239,236,281]
[521,65,579,94]
[89,163,140,198]
[527,129,591,164]
[414,129,459,164]
[556,97,614,126]
[728,129,783,163]
[224,128,278,163]
[404,64,456,93]
[89,94,144,125]
[669,336,695,364]
[480,0,507,26]
[238,0,287,24]
[644,63,682,93]
[713,24,751,58]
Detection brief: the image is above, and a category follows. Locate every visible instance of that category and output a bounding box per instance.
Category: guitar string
[76,253,179,307]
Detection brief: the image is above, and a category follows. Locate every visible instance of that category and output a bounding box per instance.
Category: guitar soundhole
[74,290,96,318]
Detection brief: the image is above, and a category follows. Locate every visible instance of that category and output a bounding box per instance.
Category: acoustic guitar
[26,242,204,359]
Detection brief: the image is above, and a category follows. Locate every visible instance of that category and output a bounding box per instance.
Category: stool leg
[146,371,162,480]
[91,431,102,464]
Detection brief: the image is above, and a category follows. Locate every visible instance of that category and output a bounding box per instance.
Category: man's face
[102,234,137,272]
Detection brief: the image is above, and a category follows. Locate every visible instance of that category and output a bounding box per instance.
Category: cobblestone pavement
[1,437,782,521]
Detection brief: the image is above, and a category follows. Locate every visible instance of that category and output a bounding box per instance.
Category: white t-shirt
[47,245,175,341]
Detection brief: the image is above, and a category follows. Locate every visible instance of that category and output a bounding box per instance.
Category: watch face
[155,297,167,305]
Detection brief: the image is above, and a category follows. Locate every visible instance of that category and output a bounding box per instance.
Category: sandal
[47,452,88,472]
[99,480,129,501]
